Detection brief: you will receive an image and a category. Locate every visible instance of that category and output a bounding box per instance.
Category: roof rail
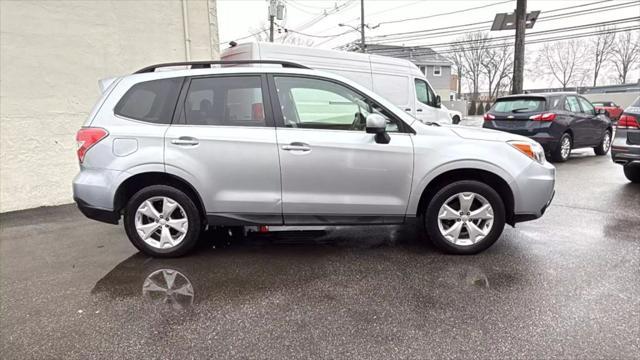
[133,60,310,74]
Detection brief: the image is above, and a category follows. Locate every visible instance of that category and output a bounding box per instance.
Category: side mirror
[365,114,390,144]
[435,95,442,108]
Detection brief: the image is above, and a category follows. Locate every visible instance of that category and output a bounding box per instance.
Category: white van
[220,42,453,124]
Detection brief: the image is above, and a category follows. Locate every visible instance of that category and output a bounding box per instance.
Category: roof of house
[365,44,453,66]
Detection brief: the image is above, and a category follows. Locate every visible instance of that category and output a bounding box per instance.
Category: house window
[433,66,442,76]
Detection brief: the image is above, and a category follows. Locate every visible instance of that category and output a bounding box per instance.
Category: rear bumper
[74,197,120,224]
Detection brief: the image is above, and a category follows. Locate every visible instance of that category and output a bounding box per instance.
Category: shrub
[485,102,492,113]
[468,100,476,115]
[476,102,485,115]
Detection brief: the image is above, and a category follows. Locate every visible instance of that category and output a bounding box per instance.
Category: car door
[164,74,283,224]
[577,96,605,146]
[413,78,441,123]
[564,95,591,147]
[269,74,414,225]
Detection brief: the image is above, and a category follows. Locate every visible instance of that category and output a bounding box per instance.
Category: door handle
[171,137,199,146]
[416,108,423,112]
[404,108,412,112]
[281,142,311,152]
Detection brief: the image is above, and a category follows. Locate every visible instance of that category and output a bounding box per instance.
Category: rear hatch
[619,100,640,146]
[485,96,548,135]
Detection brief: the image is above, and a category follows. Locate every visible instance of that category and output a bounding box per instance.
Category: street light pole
[360,0,365,52]
[512,0,526,94]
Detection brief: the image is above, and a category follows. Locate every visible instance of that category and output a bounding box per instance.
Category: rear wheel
[552,133,572,162]
[424,180,506,254]
[452,115,461,125]
[124,185,202,258]
[594,130,612,156]
[623,165,640,183]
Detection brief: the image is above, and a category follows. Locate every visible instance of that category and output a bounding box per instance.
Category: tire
[623,165,640,183]
[452,115,461,125]
[593,129,612,156]
[124,185,202,258]
[551,133,572,162]
[424,180,506,255]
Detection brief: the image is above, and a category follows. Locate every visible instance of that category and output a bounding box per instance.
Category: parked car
[611,96,640,183]
[73,60,555,258]
[221,42,453,124]
[482,93,613,162]
[592,101,624,121]
[443,105,463,124]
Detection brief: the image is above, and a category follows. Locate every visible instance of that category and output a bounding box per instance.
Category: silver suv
[73,60,555,257]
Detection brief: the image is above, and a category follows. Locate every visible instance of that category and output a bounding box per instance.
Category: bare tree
[611,31,640,84]
[481,41,513,100]
[535,40,590,90]
[450,32,489,99]
[592,26,616,86]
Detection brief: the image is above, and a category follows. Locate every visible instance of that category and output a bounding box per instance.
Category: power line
[376,0,513,26]
[366,0,635,44]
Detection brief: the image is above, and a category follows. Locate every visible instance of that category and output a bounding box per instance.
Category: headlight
[508,140,546,164]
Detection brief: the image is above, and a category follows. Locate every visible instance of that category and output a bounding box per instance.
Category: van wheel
[552,133,572,162]
[593,130,611,156]
[124,185,201,258]
[424,180,506,254]
[452,115,461,125]
[624,165,640,183]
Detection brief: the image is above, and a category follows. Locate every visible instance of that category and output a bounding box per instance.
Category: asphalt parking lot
[1,149,639,359]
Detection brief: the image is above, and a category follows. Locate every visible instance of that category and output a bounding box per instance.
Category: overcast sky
[217,0,640,90]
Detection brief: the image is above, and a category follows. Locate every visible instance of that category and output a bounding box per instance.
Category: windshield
[492,98,545,113]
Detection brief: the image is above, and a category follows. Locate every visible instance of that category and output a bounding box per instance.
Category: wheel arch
[113,172,206,222]
[415,168,516,226]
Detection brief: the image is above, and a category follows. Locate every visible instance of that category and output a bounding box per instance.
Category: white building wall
[0,0,219,212]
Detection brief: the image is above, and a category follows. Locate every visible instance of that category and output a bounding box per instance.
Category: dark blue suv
[483,93,613,162]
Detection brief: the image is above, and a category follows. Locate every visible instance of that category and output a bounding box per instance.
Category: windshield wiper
[423,121,441,126]
[511,108,532,113]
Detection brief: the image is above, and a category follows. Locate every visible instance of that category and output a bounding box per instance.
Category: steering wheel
[351,112,367,131]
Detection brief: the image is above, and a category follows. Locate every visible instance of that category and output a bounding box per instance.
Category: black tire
[424,180,506,255]
[551,133,572,162]
[593,129,612,156]
[124,185,202,258]
[452,115,461,125]
[623,165,640,183]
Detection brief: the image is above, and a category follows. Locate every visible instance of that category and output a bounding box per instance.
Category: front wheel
[124,185,202,258]
[424,180,506,254]
[452,115,461,125]
[623,165,640,183]
[594,130,612,156]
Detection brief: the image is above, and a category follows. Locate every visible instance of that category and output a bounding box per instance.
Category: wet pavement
[1,150,639,359]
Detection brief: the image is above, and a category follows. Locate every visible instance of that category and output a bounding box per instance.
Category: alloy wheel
[560,136,571,160]
[602,132,611,152]
[134,196,188,249]
[437,192,494,246]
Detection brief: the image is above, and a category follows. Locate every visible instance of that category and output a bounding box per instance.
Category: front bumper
[512,160,556,224]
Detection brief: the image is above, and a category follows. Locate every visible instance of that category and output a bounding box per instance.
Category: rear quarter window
[114,77,183,124]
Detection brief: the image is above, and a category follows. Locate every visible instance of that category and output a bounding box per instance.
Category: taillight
[529,113,556,121]
[76,127,108,163]
[484,113,495,121]
[618,114,639,129]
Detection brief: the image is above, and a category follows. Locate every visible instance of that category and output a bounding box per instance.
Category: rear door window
[565,96,581,113]
[182,76,266,127]
[492,98,544,113]
[114,77,183,124]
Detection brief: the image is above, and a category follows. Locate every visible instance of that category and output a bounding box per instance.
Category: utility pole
[269,14,275,42]
[360,0,365,52]
[511,0,526,94]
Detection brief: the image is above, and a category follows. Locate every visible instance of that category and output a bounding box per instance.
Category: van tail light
[483,113,495,121]
[76,127,108,163]
[618,114,639,129]
[529,113,556,121]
